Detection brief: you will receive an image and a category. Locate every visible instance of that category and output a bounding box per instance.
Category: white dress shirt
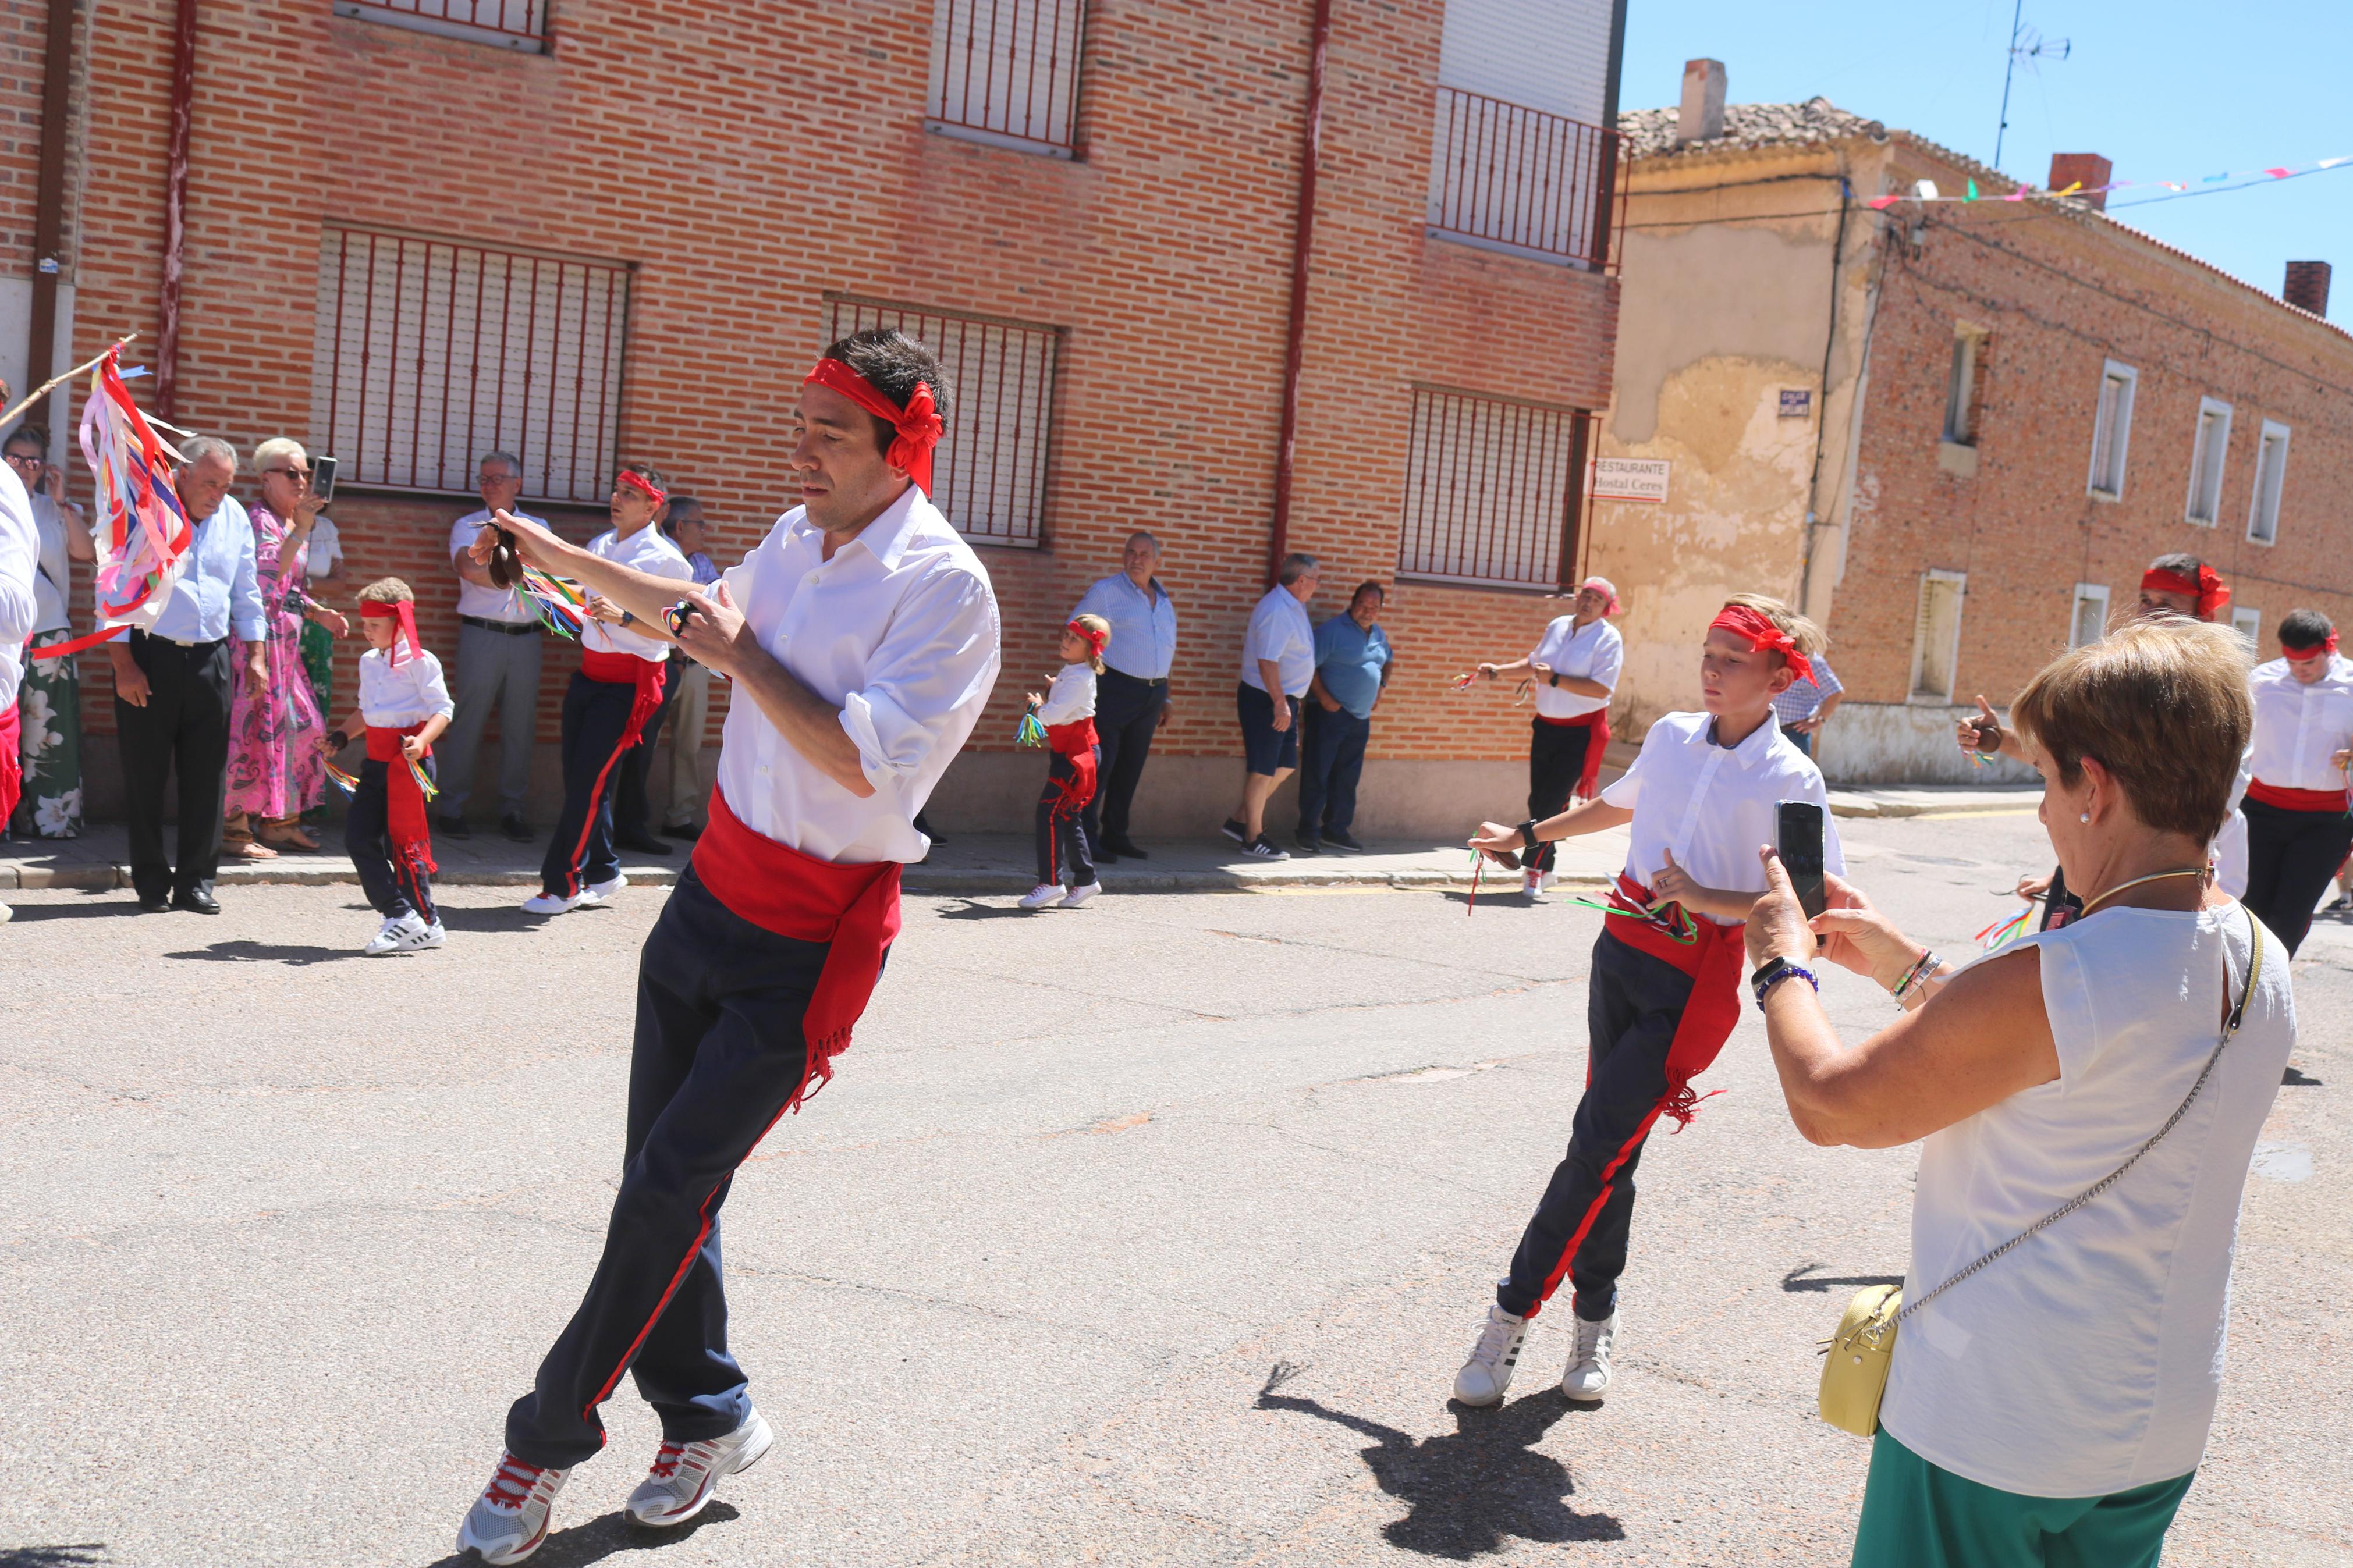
[449,507,548,623]
[2248,655,2353,791]
[306,515,343,582]
[1035,662,1098,725]
[715,485,1002,865]
[1072,572,1176,681]
[1599,709,1844,923]
[1529,615,1623,720]
[0,466,38,709]
[358,644,456,728]
[1240,585,1316,696]
[581,525,693,660]
[116,493,263,645]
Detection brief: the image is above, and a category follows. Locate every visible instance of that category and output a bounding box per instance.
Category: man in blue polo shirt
[1296,580,1390,854]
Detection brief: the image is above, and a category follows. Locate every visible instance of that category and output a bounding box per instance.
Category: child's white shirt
[359,645,456,728]
[1599,709,1843,923]
[1035,662,1098,726]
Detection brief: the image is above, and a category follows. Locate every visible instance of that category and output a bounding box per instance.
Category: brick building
[4,0,1631,835]
[1589,63,2353,783]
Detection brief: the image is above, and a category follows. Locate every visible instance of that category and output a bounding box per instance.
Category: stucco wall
[1813,701,2039,787]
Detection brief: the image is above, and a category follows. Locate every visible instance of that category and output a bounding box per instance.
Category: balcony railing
[333,0,547,53]
[1427,86,1620,270]
[928,0,1086,155]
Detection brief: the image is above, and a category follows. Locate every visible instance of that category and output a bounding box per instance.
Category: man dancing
[456,328,1002,1563]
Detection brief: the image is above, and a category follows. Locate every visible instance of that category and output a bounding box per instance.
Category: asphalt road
[2,808,2345,1567]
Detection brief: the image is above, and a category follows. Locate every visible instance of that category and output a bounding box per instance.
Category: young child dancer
[1456,593,1842,1404]
[1020,614,1112,911]
[321,577,454,955]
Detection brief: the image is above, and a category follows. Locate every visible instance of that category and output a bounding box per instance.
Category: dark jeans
[1296,703,1369,839]
[2241,796,2353,956]
[1499,929,1692,1322]
[1525,719,1594,877]
[614,658,682,842]
[1035,747,1100,886]
[1083,668,1164,848]
[345,756,438,924]
[542,670,638,898]
[506,869,840,1467]
[115,634,233,901]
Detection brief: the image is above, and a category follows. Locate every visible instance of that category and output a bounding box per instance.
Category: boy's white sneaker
[1017,883,1064,910]
[579,873,628,905]
[1060,881,1102,908]
[456,1452,570,1565]
[365,911,444,955]
[626,1408,775,1528]
[520,891,580,915]
[1524,870,1547,903]
[1453,1303,1528,1406]
[1562,1309,1618,1399]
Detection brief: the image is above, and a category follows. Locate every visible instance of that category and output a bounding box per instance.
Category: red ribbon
[803,357,944,495]
[2283,631,2339,662]
[616,468,666,505]
[359,598,422,667]
[2141,564,2231,621]
[1066,618,1108,655]
[1045,719,1100,816]
[1709,605,1813,685]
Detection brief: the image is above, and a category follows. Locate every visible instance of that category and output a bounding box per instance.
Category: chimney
[2047,152,2113,211]
[2284,261,2333,316]
[1677,59,1726,144]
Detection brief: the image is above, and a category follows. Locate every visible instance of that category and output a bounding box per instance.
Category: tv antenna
[1994,1,2071,172]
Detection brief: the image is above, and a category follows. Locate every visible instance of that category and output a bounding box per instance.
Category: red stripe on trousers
[1525,1094,1676,1318]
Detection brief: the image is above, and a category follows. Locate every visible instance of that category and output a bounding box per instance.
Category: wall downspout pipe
[1797,172,1851,617]
[156,0,200,422]
[23,0,76,422]
[1267,0,1333,585]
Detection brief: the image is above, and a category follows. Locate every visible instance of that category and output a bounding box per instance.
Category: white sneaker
[456,1452,570,1565]
[1541,870,1558,892]
[1524,870,1547,903]
[0,901,12,923]
[1453,1303,1528,1406]
[364,911,444,955]
[1561,1309,1617,1399]
[579,873,627,905]
[1060,881,1102,908]
[626,1408,775,1528]
[520,891,581,915]
[1017,883,1064,910]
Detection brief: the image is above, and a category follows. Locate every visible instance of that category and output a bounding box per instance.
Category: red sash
[579,647,668,749]
[2246,779,2348,813]
[1537,706,1613,802]
[1598,872,1746,1127]
[0,703,18,825]
[691,786,904,1111]
[365,721,436,878]
[1045,717,1099,815]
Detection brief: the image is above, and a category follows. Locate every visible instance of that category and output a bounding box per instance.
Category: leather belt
[1103,668,1169,688]
[130,629,221,650]
[461,614,541,635]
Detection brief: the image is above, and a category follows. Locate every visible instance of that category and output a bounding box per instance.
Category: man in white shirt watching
[438,450,544,845]
[2238,607,2353,955]
[1223,552,1319,861]
[1071,529,1176,860]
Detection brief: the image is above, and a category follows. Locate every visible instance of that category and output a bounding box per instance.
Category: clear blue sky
[1620,0,2352,322]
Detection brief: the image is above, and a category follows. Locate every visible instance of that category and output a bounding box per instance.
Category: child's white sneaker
[520,890,580,915]
[455,1451,569,1564]
[365,911,442,955]
[1060,881,1102,908]
[1453,1303,1528,1406]
[1524,870,1547,903]
[1561,1309,1618,1399]
[579,873,627,905]
[1017,883,1064,910]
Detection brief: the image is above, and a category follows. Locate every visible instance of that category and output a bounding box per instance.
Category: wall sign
[1779,389,1812,418]
[1589,457,1671,503]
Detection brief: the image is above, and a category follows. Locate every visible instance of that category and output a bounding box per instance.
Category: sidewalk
[1825,783,2039,818]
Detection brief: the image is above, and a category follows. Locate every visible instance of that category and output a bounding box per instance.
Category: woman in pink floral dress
[224,439,347,854]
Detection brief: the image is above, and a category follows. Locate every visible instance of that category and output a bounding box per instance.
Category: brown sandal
[257,817,320,852]
[222,822,279,861]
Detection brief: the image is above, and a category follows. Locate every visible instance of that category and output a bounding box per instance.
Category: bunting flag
[1869,153,2351,210]
[517,566,588,639]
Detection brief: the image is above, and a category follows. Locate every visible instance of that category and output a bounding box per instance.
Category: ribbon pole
[0,332,137,433]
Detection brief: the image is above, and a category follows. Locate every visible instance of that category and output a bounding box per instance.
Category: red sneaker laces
[649,1439,688,1480]
[483,1455,545,1508]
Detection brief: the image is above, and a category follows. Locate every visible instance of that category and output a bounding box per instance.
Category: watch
[1547,670,1559,687]
[1749,956,1820,1010]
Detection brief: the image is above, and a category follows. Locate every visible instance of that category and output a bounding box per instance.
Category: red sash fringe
[365,721,436,879]
[1045,717,1099,815]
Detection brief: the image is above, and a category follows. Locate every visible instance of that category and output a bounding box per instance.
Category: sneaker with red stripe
[626,1408,775,1528]
[456,1452,570,1565]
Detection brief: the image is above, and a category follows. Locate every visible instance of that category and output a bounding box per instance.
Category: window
[1942,326,1985,445]
[2246,419,2290,545]
[1910,570,1966,702]
[2184,397,2231,526]
[927,0,1086,155]
[2086,360,2136,499]
[333,0,546,52]
[1397,386,1595,591]
[825,294,1061,549]
[2068,582,2110,648]
[311,226,629,504]
[2231,606,2262,650]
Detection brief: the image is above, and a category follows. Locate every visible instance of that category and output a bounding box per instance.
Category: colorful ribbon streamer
[406,753,440,803]
[517,566,588,639]
[1567,882,1702,945]
[1871,154,2351,211]
[323,760,360,797]
[1974,904,2034,951]
[1015,710,1048,748]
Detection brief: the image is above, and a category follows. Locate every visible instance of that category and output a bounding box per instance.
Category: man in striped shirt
[1773,654,1842,758]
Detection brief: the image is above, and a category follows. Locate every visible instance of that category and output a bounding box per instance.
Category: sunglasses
[264,466,312,481]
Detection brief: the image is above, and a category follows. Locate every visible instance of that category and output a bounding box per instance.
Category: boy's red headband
[2283,630,2338,662]
[2140,564,2230,621]
[804,357,944,495]
[1067,618,1109,655]
[1710,605,1813,685]
[616,469,666,505]
[360,598,422,669]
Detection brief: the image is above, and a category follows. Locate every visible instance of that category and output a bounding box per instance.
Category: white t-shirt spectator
[1239,586,1315,697]
[27,492,74,635]
[581,525,693,662]
[449,506,546,624]
[306,515,343,583]
[1529,615,1622,720]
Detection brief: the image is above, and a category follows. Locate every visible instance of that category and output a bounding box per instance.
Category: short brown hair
[358,576,414,606]
[1721,592,1829,657]
[2010,618,2251,841]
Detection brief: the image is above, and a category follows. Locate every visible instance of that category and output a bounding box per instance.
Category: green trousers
[1854,1429,2192,1568]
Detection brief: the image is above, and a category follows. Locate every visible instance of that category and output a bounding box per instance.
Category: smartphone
[1777,800,1827,921]
[311,454,339,503]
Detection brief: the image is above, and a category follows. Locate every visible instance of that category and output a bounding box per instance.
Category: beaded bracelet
[1752,961,1820,1010]
[1891,948,1942,1001]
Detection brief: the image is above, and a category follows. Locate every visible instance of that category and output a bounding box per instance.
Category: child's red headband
[360,598,422,669]
[1710,605,1813,685]
[1067,618,1109,655]
[804,357,944,495]
[2140,564,2230,621]
[616,468,666,505]
[2283,630,2338,662]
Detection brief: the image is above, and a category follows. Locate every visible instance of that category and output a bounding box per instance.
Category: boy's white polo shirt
[1600,709,1844,922]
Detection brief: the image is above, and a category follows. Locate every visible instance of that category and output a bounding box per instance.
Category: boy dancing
[1458,593,1843,1404]
[321,578,453,955]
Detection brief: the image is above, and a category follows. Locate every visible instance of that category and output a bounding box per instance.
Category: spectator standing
[1224,552,1318,861]
[1073,530,1176,860]
[438,451,544,844]
[1474,577,1623,900]
[1773,653,1843,759]
[0,440,37,919]
[301,504,345,724]
[105,436,265,915]
[6,425,92,838]
[656,496,722,840]
[2238,610,2353,955]
[610,488,690,858]
[1295,580,1390,854]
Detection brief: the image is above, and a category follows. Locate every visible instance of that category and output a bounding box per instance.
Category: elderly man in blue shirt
[1071,529,1176,860]
[104,435,265,914]
[1296,580,1390,854]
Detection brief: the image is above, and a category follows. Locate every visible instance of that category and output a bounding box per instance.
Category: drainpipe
[1797,172,1851,617]
[155,0,200,421]
[1266,0,1332,585]
[23,0,76,422]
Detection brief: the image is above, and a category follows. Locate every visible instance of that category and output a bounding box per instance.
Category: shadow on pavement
[1255,1362,1623,1558]
[931,898,1042,920]
[416,1503,739,1568]
[435,905,555,934]
[0,1549,107,1567]
[163,940,363,966]
[1,900,138,920]
[2284,1065,2323,1086]
[1781,1264,1906,1293]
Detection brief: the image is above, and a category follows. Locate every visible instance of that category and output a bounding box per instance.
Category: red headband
[616,468,666,505]
[804,357,944,495]
[1709,605,1813,686]
[1066,618,1109,655]
[2140,564,2231,621]
[360,598,422,669]
[2283,630,2339,662]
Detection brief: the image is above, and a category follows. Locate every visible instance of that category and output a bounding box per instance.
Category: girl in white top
[1748,617,2292,1566]
[1020,614,1109,910]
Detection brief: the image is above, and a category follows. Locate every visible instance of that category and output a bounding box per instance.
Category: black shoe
[1323,829,1365,852]
[500,813,535,844]
[171,886,221,916]
[661,820,703,841]
[1293,834,1321,855]
[1220,817,1248,844]
[1102,838,1148,860]
[136,890,172,913]
[436,815,472,841]
[1095,844,1119,863]
[615,831,673,856]
[913,810,947,847]
[1243,834,1290,861]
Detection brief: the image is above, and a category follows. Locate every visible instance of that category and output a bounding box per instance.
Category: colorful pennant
[1869,154,2351,211]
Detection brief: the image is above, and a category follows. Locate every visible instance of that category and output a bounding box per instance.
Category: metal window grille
[1396,386,1595,592]
[1428,86,1620,269]
[825,294,1061,548]
[311,226,630,506]
[333,0,547,52]
[928,0,1086,153]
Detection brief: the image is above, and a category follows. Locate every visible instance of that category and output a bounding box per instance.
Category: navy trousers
[343,757,436,923]
[1497,929,1694,1322]
[1296,704,1369,840]
[541,671,637,898]
[2241,796,2353,956]
[506,869,846,1468]
[613,657,682,843]
[1082,669,1164,848]
[1525,719,1592,877]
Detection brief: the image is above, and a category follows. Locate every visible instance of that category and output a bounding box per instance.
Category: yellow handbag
[1816,916,2262,1438]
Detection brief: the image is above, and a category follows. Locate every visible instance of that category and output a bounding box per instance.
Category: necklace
[2076,866,2206,919]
